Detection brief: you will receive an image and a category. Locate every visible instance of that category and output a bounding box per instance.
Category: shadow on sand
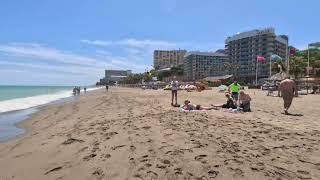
[282,112,303,116]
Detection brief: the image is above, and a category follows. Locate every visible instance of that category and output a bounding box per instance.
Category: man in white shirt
[171,76,179,106]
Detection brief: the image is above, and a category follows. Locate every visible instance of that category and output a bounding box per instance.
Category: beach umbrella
[271,54,282,61]
[218,85,227,91]
[269,72,290,81]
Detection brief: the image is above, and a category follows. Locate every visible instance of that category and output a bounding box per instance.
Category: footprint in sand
[296,170,313,179]
[165,150,172,155]
[139,155,149,163]
[137,163,152,172]
[130,145,136,151]
[146,170,158,179]
[83,154,96,161]
[156,164,166,169]
[228,167,244,177]
[174,168,183,175]
[162,159,171,165]
[87,132,96,135]
[141,126,151,130]
[111,145,126,151]
[195,155,208,164]
[62,138,84,145]
[148,149,156,154]
[101,154,111,160]
[208,170,219,178]
[92,168,105,179]
[44,166,63,175]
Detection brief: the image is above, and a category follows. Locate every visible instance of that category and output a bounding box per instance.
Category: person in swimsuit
[278,78,298,115]
[238,90,252,112]
[181,100,216,110]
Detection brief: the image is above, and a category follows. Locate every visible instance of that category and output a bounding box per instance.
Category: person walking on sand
[106,85,109,92]
[278,78,298,115]
[84,87,87,93]
[171,76,179,106]
[229,80,241,103]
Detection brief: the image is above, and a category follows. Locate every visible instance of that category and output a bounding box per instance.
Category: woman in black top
[212,94,236,109]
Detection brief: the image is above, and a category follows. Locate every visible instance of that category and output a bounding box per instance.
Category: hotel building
[153,50,187,70]
[184,51,229,80]
[225,28,288,82]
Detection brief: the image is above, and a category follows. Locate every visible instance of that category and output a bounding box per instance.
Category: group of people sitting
[180,80,252,112]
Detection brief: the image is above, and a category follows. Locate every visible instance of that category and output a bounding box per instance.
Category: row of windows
[154,51,185,55]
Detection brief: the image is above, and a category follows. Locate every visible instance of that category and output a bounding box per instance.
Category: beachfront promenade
[0,87,319,179]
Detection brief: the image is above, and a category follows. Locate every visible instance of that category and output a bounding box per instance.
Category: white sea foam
[0,87,102,113]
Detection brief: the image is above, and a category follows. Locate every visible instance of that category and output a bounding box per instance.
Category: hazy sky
[0,0,319,85]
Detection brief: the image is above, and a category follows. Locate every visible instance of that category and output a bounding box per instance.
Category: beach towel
[222,108,243,113]
[179,107,207,112]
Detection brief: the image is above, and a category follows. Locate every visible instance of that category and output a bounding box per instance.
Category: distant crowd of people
[73,86,87,96]
[73,87,81,95]
[171,76,298,115]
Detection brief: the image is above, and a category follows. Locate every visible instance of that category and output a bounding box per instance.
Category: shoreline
[0,87,319,179]
[0,88,98,142]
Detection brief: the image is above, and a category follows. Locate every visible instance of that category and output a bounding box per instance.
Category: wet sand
[0,87,319,180]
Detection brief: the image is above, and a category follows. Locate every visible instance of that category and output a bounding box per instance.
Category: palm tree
[289,56,307,78]
[271,60,286,74]
[222,62,241,78]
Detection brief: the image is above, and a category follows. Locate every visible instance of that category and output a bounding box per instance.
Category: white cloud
[80,38,224,71]
[0,42,150,85]
[117,38,177,48]
[294,44,308,50]
[81,38,177,49]
[0,43,103,66]
[81,39,112,46]
[0,38,224,85]
[0,60,101,76]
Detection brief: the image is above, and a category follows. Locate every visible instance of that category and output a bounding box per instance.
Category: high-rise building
[225,28,288,83]
[153,50,187,70]
[184,51,229,80]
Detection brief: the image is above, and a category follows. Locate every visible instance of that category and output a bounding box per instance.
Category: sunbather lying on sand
[181,100,216,110]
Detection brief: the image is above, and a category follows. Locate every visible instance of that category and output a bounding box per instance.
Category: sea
[0,85,100,141]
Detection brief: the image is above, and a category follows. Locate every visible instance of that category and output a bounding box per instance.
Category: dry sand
[0,87,319,180]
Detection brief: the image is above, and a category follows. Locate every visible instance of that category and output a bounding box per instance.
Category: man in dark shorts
[229,80,241,103]
[106,85,109,91]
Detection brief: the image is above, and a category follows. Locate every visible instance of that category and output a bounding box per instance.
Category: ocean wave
[0,87,101,113]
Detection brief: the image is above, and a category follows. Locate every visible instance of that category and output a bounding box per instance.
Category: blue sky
[0,0,319,85]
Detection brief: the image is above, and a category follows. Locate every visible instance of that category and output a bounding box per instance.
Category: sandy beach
[0,87,319,180]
